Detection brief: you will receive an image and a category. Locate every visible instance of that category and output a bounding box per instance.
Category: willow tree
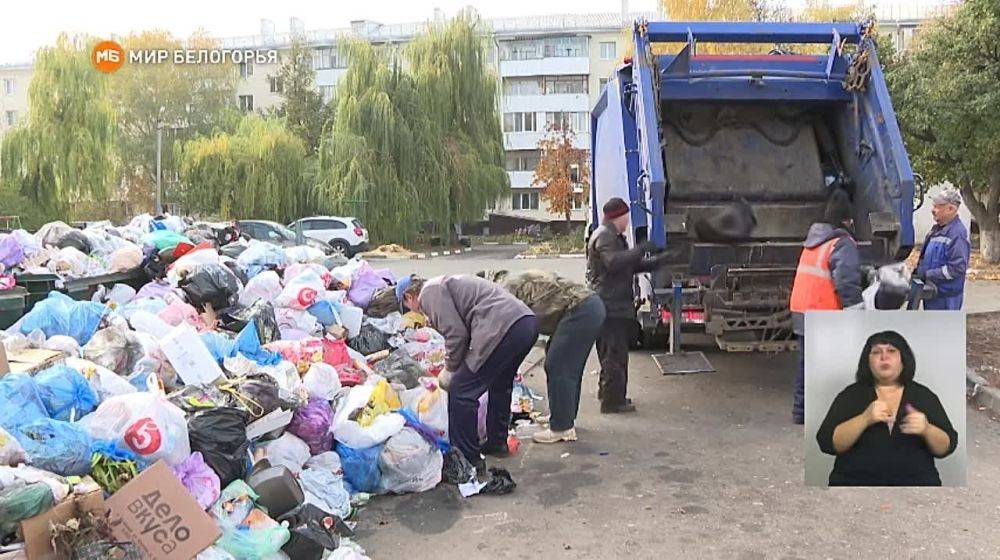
[176,116,308,222]
[316,14,506,244]
[0,34,117,215]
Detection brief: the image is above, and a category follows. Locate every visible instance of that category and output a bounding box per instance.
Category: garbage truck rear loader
[589,21,917,352]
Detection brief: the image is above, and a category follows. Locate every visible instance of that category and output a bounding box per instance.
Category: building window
[572,195,586,210]
[238,95,254,112]
[269,76,284,93]
[503,77,542,96]
[2,79,13,95]
[600,41,617,61]
[318,85,336,104]
[505,150,540,172]
[313,48,331,70]
[512,192,540,210]
[503,112,537,133]
[544,75,587,95]
[239,61,253,78]
[545,111,589,133]
[499,36,587,60]
[4,110,15,126]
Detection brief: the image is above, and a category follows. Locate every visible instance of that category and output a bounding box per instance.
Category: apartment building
[0,63,30,136]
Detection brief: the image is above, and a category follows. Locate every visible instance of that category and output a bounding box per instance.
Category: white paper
[159,324,225,386]
[245,408,294,440]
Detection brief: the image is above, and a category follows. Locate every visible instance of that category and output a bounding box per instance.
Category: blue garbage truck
[589,20,917,352]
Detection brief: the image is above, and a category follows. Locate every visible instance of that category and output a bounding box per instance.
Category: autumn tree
[886,0,1000,262]
[533,123,590,232]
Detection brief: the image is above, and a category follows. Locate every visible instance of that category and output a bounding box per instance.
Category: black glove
[639,241,662,254]
[911,271,925,282]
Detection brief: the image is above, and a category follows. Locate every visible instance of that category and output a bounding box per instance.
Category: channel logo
[92,40,125,73]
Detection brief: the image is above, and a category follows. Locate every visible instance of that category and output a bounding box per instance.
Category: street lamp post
[155,106,165,216]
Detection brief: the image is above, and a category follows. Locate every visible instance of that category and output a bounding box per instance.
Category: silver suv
[288,216,369,257]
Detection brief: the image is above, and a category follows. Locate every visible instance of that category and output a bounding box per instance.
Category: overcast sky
[2,0,944,64]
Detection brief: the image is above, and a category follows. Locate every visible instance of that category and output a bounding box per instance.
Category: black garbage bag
[441,448,475,484]
[222,300,280,345]
[224,259,249,286]
[480,467,516,495]
[141,249,166,280]
[347,322,392,356]
[179,263,241,312]
[56,230,93,254]
[692,199,757,243]
[187,407,250,487]
[366,287,399,318]
[373,349,424,389]
[222,374,293,420]
[220,242,248,259]
[278,503,352,560]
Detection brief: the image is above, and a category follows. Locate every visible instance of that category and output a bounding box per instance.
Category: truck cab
[590,21,915,352]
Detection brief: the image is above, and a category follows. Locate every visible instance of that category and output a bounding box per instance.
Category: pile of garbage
[0,214,245,286]
[0,224,503,560]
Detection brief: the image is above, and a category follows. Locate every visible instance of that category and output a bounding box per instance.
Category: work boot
[480,442,510,458]
[600,401,637,414]
[532,427,578,444]
[473,457,487,478]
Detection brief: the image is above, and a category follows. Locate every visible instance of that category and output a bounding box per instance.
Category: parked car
[287,216,369,257]
[237,220,334,254]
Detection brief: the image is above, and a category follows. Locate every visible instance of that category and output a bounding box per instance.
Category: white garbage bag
[79,391,190,466]
[377,427,443,494]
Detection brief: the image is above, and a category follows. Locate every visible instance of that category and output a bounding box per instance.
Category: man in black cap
[586,197,668,413]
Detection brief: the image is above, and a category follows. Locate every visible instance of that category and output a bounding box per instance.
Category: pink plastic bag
[158,300,206,331]
[322,337,351,368]
[171,451,221,510]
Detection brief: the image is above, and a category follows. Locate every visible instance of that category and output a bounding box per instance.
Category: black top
[816,381,958,486]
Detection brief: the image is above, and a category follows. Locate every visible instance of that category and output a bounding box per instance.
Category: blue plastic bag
[306,300,340,327]
[398,408,450,453]
[13,418,93,476]
[19,292,108,345]
[336,443,382,494]
[200,324,281,367]
[236,241,288,279]
[34,365,99,421]
[0,374,48,431]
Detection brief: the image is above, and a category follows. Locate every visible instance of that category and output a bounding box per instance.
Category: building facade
[0,63,31,136]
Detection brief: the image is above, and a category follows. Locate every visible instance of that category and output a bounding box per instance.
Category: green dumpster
[15,273,61,312]
[0,287,27,329]
[63,268,147,301]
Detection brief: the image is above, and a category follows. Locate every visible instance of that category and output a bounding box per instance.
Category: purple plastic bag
[0,235,24,268]
[347,262,389,309]
[171,451,221,510]
[286,398,334,455]
[134,280,182,302]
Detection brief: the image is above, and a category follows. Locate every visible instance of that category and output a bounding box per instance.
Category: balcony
[499,57,590,78]
[502,93,590,114]
[504,131,590,151]
[507,171,536,189]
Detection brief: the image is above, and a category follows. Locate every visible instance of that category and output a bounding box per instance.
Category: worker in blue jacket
[915,188,971,310]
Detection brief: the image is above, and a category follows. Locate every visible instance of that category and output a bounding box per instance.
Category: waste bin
[0,287,26,329]
[15,273,61,312]
[63,269,147,302]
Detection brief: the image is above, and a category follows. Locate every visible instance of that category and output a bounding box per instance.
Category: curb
[967,368,1000,417]
[515,253,585,260]
[360,246,471,261]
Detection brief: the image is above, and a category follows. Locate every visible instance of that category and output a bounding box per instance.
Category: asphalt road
[356,246,1000,560]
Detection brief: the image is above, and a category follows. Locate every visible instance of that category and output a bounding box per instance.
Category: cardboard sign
[105,461,221,559]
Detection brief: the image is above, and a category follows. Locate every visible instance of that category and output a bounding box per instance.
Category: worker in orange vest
[789,188,863,424]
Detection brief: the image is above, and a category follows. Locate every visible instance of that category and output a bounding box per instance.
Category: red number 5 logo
[124,418,162,455]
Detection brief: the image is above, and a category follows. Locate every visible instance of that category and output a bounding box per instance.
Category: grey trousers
[545,295,606,431]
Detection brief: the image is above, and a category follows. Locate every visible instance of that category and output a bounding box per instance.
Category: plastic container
[0,287,26,329]
[247,460,304,519]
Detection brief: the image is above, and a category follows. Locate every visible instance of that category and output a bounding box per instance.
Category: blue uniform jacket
[916,218,970,300]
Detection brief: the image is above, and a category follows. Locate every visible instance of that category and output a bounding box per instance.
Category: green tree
[886,0,1000,262]
[176,116,309,222]
[110,30,236,211]
[0,34,117,217]
[270,40,333,154]
[316,13,507,244]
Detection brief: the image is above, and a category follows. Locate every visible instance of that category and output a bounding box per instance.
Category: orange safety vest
[789,237,843,312]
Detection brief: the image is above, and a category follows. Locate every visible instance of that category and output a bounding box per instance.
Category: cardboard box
[326,325,348,340]
[105,461,221,560]
[1,349,64,376]
[159,324,224,386]
[20,490,106,560]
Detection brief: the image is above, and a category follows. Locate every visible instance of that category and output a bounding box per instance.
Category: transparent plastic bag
[302,363,341,401]
[171,451,222,510]
[299,468,351,519]
[377,428,443,494]
[83,326,145,375]
[0,374,49,432]
[239,270,282,307]
[258,433,311,474]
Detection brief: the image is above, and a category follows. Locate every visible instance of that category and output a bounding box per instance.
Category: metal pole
[670,280,682,354]
[155,124,163,215]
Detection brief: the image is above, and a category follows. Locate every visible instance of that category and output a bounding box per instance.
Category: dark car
[237,220,334,254]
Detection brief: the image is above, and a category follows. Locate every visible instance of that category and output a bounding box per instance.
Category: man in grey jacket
[397,274,538,469]
[587,197,669,414]
[789,188,863,424]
